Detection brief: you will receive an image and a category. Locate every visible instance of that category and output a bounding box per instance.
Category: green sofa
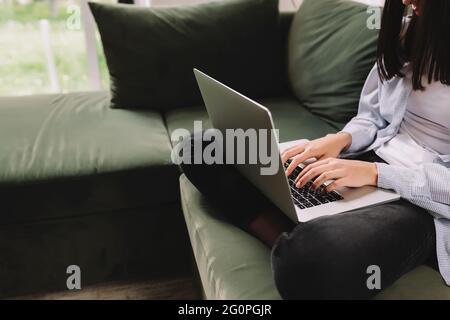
[1,0,449,300]
[0,91,192,297]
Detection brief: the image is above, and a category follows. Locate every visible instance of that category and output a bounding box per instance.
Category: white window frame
[80,0,102,90]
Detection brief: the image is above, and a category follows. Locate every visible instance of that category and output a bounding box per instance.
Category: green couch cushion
[180,174,280,299]
[180,174,450,300]
[89,0,285,111]
[288,0,379,128]
[165,96,337,144]
[0,92,179,224]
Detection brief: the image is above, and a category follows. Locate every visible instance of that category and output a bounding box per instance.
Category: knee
[272,230,326,299]
[272,220,372,300]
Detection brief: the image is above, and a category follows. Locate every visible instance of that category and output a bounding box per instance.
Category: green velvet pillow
[288,0,379,128]
[89,0,285,110]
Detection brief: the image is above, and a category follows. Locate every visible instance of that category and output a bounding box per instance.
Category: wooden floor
[15,276,201,300]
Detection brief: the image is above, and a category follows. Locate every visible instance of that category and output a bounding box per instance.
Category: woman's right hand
[282,132,352,177]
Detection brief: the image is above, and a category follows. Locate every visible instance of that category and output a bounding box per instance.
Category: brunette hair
[377,0,450,90]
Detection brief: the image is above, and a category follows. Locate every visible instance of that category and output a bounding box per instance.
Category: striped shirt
[342,63,450,286]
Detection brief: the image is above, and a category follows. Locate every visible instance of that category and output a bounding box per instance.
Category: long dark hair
[377,0,450,90]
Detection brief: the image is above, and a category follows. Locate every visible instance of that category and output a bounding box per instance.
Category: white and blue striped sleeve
[341,64,388,154]
[376,162,450,285]
[375,162,450,219]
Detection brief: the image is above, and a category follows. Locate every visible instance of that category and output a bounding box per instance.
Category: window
[1,0,117,96]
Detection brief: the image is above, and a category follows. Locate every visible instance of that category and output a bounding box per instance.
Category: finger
[280,146,295,161]
[326,178,347,193]
[289,148,321,170]
[285,151,311,176]
[296,158,331,181]
[281,145,305,161]
[311,169,345,191]
[296,163,334,188]
[281,145,306,163]
[316,155,335,161]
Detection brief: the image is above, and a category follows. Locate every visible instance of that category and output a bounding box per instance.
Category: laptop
[193,69,400,223]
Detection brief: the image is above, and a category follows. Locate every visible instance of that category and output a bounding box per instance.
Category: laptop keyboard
[284,160,343,209]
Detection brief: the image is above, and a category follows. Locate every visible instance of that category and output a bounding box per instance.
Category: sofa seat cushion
[165,96,338,145]
[0,92,179,224]
[180,174,280,299]
[180,175,450,300]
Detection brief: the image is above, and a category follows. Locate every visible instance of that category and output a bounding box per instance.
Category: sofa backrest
[288,0,381,129]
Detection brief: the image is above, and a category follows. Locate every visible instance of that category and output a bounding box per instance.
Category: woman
[180,0,450,299]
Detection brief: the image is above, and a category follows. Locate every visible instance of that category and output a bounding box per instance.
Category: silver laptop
[193,69,400,223]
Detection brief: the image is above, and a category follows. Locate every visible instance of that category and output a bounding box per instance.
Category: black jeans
[179,134,437,299]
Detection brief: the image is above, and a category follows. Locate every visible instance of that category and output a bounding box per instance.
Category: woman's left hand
[295,158,378,192]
